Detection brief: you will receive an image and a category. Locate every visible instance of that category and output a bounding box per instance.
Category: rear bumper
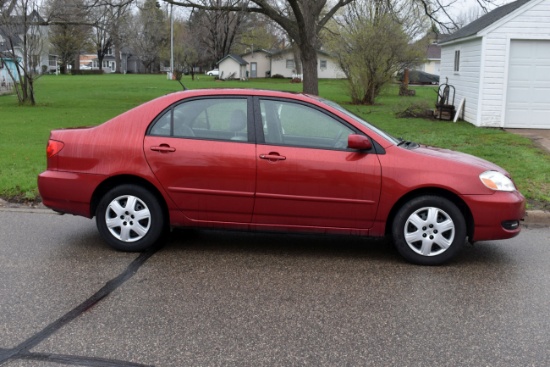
[464,190,525,242]
[38,170,106,218]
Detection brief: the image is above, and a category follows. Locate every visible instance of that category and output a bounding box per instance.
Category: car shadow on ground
[163,228,516,268]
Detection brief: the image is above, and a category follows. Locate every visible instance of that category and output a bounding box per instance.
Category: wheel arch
[385,188,474,240]
[91,175,169,224]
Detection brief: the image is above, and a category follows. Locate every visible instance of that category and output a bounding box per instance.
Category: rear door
[144,97,256,223]
[252,98,382,230]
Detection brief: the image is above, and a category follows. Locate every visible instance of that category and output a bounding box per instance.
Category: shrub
[71,69,104,75]
[394,100,433,119]
[271,74,285,79]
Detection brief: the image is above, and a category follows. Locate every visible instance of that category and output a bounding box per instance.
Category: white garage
[440,0,550,129]
[505,40,550,128]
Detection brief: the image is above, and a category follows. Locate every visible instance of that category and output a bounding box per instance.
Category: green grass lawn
[1,74,548,209]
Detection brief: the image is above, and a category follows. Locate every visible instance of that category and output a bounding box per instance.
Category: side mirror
[348,134,373,151]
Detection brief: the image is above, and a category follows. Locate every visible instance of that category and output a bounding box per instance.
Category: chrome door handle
[150,145,176,153]
[259,153,286,161]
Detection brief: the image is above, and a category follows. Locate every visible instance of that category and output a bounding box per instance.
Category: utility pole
[170,2,174,79]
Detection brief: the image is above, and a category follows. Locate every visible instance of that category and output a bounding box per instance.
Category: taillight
[46,140,64,158]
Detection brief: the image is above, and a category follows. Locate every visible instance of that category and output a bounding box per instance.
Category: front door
[250,62,257,78]
[253,98,382,230]
[144,97,256,223]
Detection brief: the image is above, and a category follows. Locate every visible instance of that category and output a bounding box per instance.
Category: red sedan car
[38,89,525,265]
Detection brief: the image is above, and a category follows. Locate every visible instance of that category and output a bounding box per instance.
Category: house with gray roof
[0,10,55,75]
[217,53,248,80]
[439,0,550,129]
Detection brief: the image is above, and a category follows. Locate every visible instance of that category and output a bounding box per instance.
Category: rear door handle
[150,145,176,153]
[259,153,286,161]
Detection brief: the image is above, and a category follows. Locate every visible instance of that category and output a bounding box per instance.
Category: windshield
[316,97,400,145]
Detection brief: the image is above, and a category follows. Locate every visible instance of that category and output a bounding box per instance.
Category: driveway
[506,128,550,153]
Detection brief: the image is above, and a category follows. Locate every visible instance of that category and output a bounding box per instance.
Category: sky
[449,0,515,17]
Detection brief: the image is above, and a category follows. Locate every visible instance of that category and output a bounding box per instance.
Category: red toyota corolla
[38,89,525,265]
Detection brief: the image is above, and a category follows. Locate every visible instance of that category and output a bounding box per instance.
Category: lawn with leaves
[1,74,548,209]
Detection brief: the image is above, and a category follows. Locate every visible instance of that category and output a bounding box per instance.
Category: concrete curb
[522,210,550,228]
[1,203,549,228]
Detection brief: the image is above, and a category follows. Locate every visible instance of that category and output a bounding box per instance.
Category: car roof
[164,88,314,102]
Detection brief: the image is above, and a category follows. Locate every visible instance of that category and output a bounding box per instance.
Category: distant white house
[241,49,271,78]
[270,49,345,79]
[418,43,441,76]
[439,0,550,129]
[218,53,248,80]
[217,48,345,80]
[0,10,55,75]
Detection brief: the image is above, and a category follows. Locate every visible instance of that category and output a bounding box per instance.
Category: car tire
[392,196,466,265]
[96,184,166,252]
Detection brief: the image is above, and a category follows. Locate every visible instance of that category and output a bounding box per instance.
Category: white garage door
[505,39,550,129]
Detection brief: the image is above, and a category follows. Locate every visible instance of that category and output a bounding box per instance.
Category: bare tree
[45,0,92,74]
[89,4,113,71]
[235,13,283,54]
[165,16,199,78]
[453,4,485,29]
[86,0,132,72]
[128,0,168,73]
[187,0,246,68]
[0,0,47,105]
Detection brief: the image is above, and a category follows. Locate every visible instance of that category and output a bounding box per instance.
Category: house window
[49,56,57,67]
[454,50,460,72]
[320,60,327,69]
[286,59,295,69]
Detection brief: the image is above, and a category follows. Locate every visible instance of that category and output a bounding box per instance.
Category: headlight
[479,171,516,192]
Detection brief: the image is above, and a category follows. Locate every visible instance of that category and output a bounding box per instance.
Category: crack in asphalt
[0,247,158,367]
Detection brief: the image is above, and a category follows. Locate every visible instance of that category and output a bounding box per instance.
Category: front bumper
[463,190,525,242]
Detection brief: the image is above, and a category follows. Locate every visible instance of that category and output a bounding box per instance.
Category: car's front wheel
[96,185,166,252]
[392,196,466,265]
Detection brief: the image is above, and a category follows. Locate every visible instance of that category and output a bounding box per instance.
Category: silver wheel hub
[404,207,455,257]
[105,195,151,243]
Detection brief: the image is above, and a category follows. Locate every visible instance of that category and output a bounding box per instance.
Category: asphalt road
[1,209,549,367]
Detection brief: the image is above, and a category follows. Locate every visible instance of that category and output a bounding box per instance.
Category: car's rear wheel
[96,184,166,252]
[392,196,466,265]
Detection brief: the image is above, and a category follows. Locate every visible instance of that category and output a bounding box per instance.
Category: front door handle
[259,153,286,161]
[150,145,176,153]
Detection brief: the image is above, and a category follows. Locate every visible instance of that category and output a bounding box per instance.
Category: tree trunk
[28,78,35,106]
[291,43,301,75]
[115,43,122,73]
[73,52,81,73]
[300,44,319,96]
[98,53,104,71]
